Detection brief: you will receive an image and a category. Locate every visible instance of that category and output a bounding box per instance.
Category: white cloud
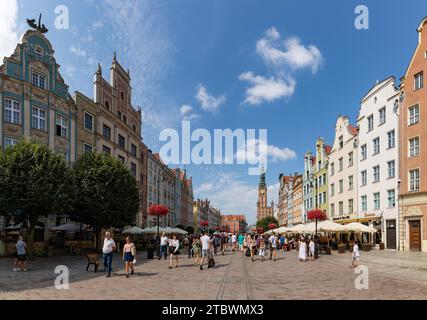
[235,139,297,163]
[195,85,226,112]
[194,171,279,225]
[256,27,323,74]
[180,104,200,121]
[0,0,19,59]
[239,71,295,105]
[239,26,323,105]
[69,46,87,57]
[92,21,103,30]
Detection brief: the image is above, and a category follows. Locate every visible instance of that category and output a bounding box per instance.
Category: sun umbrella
[50,223,81,232]
[317,220,347,232]
[342,222,377,233]
[122,226,145,234]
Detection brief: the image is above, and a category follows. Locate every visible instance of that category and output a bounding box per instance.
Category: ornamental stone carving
[404,206,423,217]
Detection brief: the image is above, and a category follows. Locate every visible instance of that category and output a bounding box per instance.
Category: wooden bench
[86,253,101,273]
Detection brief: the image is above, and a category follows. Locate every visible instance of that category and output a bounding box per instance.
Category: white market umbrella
[276,226,292,234]
[342,222,377,233]
[50,223,81,232]
[317,220,347,233]
[5,223,43,230]
[172,228,188,235]
[122,226,145,234]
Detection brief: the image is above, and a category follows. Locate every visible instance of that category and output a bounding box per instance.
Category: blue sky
[1,0,426,224]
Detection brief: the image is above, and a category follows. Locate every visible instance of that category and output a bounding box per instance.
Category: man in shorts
[231,233,237,251]
[200,232,211,270]
[14,236,27,272]
[269,233,278,262]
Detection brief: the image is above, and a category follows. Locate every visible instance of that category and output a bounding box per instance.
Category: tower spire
[259,163,266,188]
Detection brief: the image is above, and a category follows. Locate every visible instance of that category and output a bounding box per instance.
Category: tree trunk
[95,226,102,253]
[28,226,35,260]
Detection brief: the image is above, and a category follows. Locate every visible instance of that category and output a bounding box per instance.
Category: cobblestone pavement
[0,249,426,300]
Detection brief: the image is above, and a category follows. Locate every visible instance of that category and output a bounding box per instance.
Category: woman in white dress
[298,238,306,262]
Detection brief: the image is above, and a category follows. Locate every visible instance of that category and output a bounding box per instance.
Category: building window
[339,180,343,194]
[131,162,137,177]
[331,183,335,196]
[3,137,18,147]
[330,163,335,176]
[102,145,111,155]
[339,201,344,215]
[387,130,395,149]
[373,192,380,210]
[339,158,343,172]
[118,155,125,163]
[409,137,420,157]
[373,137,380,155]
[339,135,343,149]
[56,114,67,138]
[408,105,420,125]
[31,106,46,131]
[348,199,354,214]
[103,124,111,141]
[361,170,367,186]
[348,151,353,167]
[4,98,21,124]
[330,204,335,217]
[105,101,110,110]
[131,144,137,157]
[361,144,367,160]
[367,115,374,132]
[361,195,367,212]
[84,143,93,154]
[387,160,395,178]
[123,116,127,124]
[84,112,94,131]
[409,169,420,191]
[379,107,386,125]
[373,166,380,183]
[348,175,353,190]
[118,134,126,149]
[414,72,423,90]
[387,189,395,208]
[32,71,46,89]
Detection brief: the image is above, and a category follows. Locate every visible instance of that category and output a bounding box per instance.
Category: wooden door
[409,220,421,251]
[386,220,396,249]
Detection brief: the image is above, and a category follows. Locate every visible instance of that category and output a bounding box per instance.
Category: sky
[1,0,426,225]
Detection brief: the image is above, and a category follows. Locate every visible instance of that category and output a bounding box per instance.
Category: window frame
[83,111,94,132]
[31,105,47,131]
[56,114,67,138]
[4,98,21,124]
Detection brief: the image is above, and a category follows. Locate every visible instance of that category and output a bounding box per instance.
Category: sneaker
[16,268,21,272]
[13,268,18,272]
[106,273,111,278]
[131,269,134,275]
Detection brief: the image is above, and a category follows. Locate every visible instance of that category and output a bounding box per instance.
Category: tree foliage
[0,139,73,257]
[70,152,140,249]
[256,216,278,233]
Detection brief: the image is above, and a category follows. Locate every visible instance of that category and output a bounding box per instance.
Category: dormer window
[35,47,43,58]
[32,71,46,89]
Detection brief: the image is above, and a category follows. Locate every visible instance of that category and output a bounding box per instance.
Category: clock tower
[257,165,274,221]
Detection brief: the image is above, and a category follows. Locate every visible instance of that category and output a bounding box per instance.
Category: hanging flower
[148,204,169,217]
[307,209,327,221]
[268,223,277,230]
[200,220,209,227]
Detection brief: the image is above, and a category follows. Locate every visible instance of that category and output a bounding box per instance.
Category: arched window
[105,101,110,110]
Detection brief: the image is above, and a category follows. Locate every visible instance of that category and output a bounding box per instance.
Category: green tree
[71,152,140,251]
[185,226,194,235]
[256,216,279,233]
[175,224,186,230]
[0,139,74,258]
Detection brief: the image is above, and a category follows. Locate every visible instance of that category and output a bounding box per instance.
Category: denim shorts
[202,249,209,257]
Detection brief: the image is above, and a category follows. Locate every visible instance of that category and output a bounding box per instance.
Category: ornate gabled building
[256,166,274,221]
[0,23,77,238]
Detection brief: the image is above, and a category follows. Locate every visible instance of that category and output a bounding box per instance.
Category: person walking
[220,233,227,256]
[183,235,190,259]
[248,235,256,262]
[237,233,245,253]
[298,237,306,262]
[200,232,211,270]
[14,236,27,272]
[231,233,237,252]
[269,233,278,261]
[213,234,220,255]
[351,240,360,269]
[192,238,201,265]
[279,234,285,252]
[168,234,180,269]
[258,235,266,262]
[308,238,315,261]
[159,233,169,260]
[122,236,136,278]
[103,231,116,277]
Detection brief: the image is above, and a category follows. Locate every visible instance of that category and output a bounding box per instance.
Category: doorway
[386,219,396,249]
[409,220,421,251]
